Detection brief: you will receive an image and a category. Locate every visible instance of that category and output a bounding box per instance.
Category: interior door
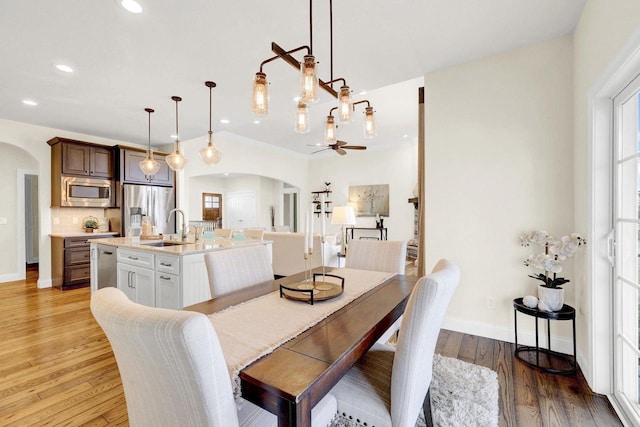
[202,193,222,221]
[226,191,256,229]
[612,75,640,423]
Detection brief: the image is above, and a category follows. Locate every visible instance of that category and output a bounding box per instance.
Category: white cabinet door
[182,253,212,307]
[156,272,181,310]
[117,262,155,307]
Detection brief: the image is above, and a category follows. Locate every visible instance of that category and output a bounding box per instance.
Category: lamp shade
[331,206,356,225]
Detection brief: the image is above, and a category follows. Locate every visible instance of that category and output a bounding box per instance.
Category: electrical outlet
[72,217,78,224]
[0,217,7,225]
[486,297,496,309]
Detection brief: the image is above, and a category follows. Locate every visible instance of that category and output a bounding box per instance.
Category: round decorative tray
[279,273,345,305]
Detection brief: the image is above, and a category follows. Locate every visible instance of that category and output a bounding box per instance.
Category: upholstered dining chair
[345,239,408,343]
[244,229,265,240]
[204,244,274,298]
[329,259,460,427]
[91,287,337,427]
[215,228,233,238]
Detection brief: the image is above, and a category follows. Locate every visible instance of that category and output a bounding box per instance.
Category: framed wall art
[348,184,389,217]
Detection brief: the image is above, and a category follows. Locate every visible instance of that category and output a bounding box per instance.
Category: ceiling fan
[311,140,367,156]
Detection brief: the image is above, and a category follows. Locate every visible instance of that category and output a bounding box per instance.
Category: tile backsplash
[51,208,110,234]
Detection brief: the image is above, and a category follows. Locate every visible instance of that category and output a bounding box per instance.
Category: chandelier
[139,108,161,176]
[199,81,222,165]
[165,96,186,171]
[251,0,376,142]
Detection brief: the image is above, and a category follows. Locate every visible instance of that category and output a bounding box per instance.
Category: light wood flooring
[0,266,622,426]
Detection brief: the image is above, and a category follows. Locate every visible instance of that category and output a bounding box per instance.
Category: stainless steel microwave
[61,176,113,207]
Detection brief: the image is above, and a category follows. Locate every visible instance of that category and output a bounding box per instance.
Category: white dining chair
[204,244,274,298]
[329,259,460,427]
[244,229,265,240]
[91,287,337,427]
[345,239,408,344]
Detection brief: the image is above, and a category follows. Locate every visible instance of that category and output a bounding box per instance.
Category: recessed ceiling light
[224,172,229,176]
[22,99,38,106]
[119,0,143,13]
[219,119,230,124]
[293,96,301,102]
[253,120,260,124]
[55,64,74,73]
[170,134,178,139]
[403,134,409,139]
[359,90,367,95]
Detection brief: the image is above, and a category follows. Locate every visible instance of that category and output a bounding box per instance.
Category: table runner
[208,268,394,394]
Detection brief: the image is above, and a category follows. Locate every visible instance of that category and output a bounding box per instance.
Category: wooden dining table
[186,268,420,427]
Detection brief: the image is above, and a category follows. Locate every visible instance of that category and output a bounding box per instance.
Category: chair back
[90,287,238,427]
[391,259,460,427]
[244,229,265,240]
[215,228,232,238]
[204,244,274,298]
[345,240,407,274]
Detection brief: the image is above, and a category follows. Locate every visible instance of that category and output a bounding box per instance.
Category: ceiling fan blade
[336,148,347,155]
[342,145,367,150]
[311,148,330,154]
[307,144,326,147]
[335,140,347,147]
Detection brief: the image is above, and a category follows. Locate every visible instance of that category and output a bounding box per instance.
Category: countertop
[88,236,272,256]
[50,232,119,238]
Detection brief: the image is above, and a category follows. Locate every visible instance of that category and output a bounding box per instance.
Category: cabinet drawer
[156,255,180,275]
[66,247,90,266]
[118,249,154,268]
[64,236,92,248]
[65,265,91,284]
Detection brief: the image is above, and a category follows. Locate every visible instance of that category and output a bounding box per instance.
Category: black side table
[513,298,577,374]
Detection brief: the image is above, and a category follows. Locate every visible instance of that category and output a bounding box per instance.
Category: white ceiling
[0,0,586,155]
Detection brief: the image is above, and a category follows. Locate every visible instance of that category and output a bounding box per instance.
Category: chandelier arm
[271,42,338,98]
[328,106,338,116]
[352,99,371,109]
[259,45,310,73]
[325,77,346,87]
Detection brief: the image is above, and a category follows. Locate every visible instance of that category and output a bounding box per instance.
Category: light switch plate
[0,217,7,225]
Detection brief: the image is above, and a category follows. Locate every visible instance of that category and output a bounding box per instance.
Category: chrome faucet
[166,208,187,241]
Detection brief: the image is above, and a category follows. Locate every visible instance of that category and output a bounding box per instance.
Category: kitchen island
[90,236,272,309]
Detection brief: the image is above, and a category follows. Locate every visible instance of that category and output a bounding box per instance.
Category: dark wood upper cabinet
[121,148,174,186]
[53,139,114,178]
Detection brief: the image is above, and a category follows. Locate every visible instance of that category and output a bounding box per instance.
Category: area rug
[330,354,499,427]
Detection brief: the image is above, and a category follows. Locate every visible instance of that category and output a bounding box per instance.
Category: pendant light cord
[209,85,212,133]
[330,0,333,88]
[309,0,313,55]
[175,99,179,141]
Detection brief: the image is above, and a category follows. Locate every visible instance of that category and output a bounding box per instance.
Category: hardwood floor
[0,267,622,426]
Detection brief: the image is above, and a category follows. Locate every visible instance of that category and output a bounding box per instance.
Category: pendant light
[199,81,222,165]
[300,55,319,104]
[139,108,161,176]
[252,72,269,116]
[324,115,336,143]
[165,96,187,171]
[295,101,310,133]
[337,85,352,123]
[363,106,376,138]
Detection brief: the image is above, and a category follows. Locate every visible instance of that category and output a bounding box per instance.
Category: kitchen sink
[141,240,186,247]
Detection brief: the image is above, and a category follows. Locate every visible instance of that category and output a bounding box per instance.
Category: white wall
[423,37,574,346]
[572,0,640,393]
[308,141,418,241]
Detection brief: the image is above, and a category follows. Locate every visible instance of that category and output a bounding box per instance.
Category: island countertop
[89,236,271,255]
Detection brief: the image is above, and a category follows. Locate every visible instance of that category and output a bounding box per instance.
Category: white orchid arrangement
[520,230,586,288]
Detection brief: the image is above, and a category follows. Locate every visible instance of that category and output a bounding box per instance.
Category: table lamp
[331,206,356,255]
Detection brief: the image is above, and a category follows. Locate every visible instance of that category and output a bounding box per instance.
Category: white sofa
[264,232,340,277]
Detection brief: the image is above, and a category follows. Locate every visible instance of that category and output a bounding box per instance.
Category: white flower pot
[537,286,564,311]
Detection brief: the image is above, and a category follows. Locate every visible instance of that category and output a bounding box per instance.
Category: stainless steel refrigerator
[122,184,176,236]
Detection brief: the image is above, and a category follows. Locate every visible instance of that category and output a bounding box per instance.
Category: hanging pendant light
[200,81,222,165]
[363,106,376,138]
[139,108,161,176]
[337,85,352,123]
[300,55,319,104]
[324,115,336,143]
[165,96,187,171]
[295,101,310,133]
[252,72,269,116]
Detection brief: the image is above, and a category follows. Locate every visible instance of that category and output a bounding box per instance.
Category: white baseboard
[0,272,24,283]
[442,315,576,356]
[37,279,52,289]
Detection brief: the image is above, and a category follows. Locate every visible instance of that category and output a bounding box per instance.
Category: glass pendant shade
[252,72,269,116]
[200,131,222,165]
[166,143,186,170]
[338,85,353,123]
[295,101,310,133]
[139,108,161,176]
[363,106,376,138]
[300,55,319,104]
[324,115,337,143]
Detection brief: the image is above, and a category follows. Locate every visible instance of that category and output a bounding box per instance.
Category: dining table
[186,267,420,427]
